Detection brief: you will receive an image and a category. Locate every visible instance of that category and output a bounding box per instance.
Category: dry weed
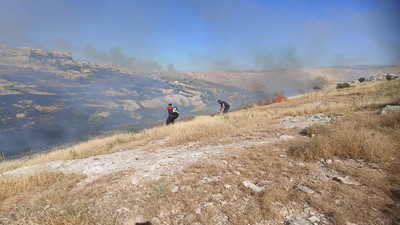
[288,112,399,162]
[0,171,88,224]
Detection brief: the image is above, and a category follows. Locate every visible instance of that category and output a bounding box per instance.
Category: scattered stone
[180,185,192,191]
[273,202,283,208]
[135,216,146,224]
[196,176,222,186]
[379,105,400,115]
[204,202,213,207]
[279,113,339,129]
[287,214,313,225]
[369,74,398,81]
[243,181,268,192]
[278,135,295,140]
[345,222,358,225]
[195,208,202,215]
[171,186,179,193]
[280,209,289,217]
[212,193,223,201]
[131,177,139,185]
[332,176,360,186]
[297,184,316,195]
[116,207,131,214]
[307,215,320,223]
[224,184,231,189]
[234,171,241,176]
[257,180,274,188]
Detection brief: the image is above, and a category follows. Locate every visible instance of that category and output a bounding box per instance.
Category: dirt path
[2,113,338,185]
[3,134,295,185]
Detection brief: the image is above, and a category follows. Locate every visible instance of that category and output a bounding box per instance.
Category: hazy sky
[1,0,399,71]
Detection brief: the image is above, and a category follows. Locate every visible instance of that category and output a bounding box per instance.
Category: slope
[0,74,399,224]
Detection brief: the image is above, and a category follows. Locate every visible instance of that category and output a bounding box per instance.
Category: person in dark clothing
[165,103,179,125]
[218,100,230,113]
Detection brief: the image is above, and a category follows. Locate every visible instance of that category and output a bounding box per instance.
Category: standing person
[165,103,179,125]
[218,100,230,113]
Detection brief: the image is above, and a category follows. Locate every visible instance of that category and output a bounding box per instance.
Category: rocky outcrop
[0,45,95,78]
[380,105,400,115]
[369,73,399,81]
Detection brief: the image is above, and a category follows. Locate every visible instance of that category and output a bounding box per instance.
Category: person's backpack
[172,106,179,114]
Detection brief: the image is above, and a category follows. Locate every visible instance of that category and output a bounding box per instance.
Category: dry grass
[288,112,400,162]
[286,80,400,162]
[0,171,89,224]
[0,79,399,224]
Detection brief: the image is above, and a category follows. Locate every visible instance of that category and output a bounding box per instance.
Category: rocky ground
[4,111,394,225]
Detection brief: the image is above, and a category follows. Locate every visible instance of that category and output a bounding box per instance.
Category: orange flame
[276,95,284,102]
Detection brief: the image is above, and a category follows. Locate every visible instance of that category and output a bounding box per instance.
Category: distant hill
[178,65,400,96]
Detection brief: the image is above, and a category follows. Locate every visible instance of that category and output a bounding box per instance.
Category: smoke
[167,64,176,72]
[83,45,163,71]
[54,41,164,71]
[56,39,81,52]
[260,74,330,97]
[185,0,400,71]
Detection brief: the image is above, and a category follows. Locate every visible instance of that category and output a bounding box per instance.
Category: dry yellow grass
[0,171,88,224]
[288,110,399,162]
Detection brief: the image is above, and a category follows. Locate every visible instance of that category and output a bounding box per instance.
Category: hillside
[179,65,400,94]
[0,77,399,224]
[0,46,259,158]
[2,46,399,159]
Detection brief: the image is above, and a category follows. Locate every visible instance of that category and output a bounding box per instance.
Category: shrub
[336,82,351,89]
[89,114,103,131]
[359,77,366,83]
[386,74,393,81]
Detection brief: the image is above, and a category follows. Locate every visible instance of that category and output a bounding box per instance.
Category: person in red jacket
[165,103,179,125]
